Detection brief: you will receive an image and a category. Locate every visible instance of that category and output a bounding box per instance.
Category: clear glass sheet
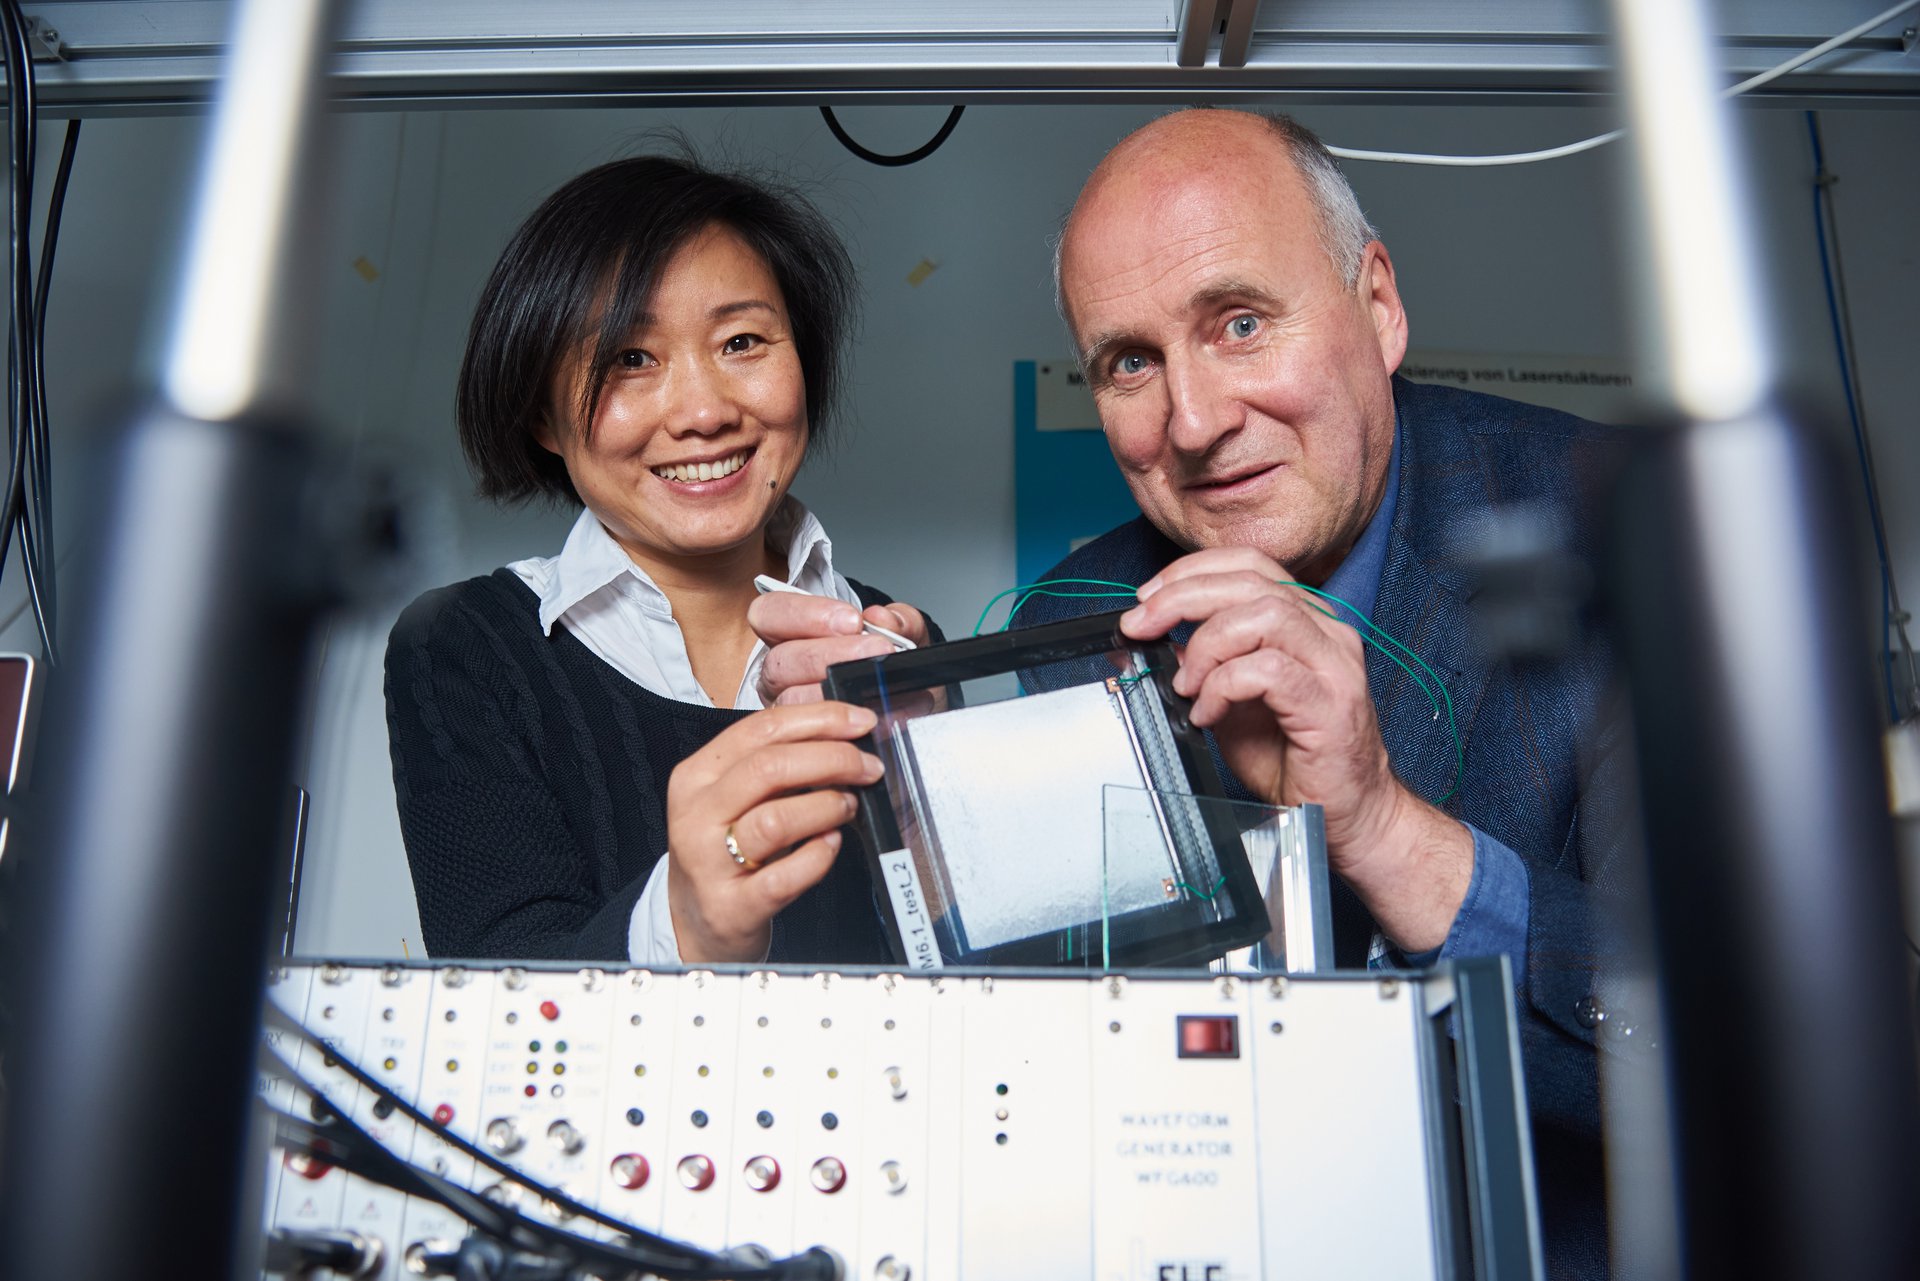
[1101,787,1334,973]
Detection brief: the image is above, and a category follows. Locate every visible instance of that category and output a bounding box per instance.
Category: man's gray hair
[1052,110,1379,337]
[1258,113,1378,288]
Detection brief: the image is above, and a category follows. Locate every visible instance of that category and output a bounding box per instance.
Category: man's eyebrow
[1078,331,1131,383]
[1188,278,1284,312]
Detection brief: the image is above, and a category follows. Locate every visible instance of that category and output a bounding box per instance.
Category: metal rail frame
[12,0,1920,114]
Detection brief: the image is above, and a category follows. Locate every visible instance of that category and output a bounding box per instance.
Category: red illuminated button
[810,1157,847,1194]
[539,1000,560,1021]
[283,1151,332,1180]
[610,1153,650,1190]
[1175,1014,1240,1059]
[432,1103,456,1127]
[677,1154,716,1191]
[744,1155,780,1192]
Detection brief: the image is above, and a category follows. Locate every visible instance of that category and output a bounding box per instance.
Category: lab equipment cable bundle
[258,1004,840,1281]
[0,0,79,665]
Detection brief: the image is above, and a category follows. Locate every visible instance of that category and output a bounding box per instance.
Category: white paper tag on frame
[878,848,943,971]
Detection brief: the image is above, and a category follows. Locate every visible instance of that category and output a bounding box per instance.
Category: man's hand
[1120,546,1472,953]
[750,591,931,705]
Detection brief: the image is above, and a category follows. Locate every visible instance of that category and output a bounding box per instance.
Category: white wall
[1,99,1913,958]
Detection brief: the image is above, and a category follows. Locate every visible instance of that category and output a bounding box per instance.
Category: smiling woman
[385,154,937,967]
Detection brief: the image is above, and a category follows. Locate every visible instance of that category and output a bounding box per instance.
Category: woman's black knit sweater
[384,567,897,963]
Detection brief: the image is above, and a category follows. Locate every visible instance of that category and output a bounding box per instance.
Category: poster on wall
[1012,360,1136,593]
[1398,349,1640,425]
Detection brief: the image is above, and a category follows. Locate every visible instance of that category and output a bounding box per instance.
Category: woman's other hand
[665,701,883,962]
[750,592,931,705]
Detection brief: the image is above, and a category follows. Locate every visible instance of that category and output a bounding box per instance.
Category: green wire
[1278,582,1462,804]
[1173,874,1230,900]
[972,575,1464,804]
[971,578,1140,635]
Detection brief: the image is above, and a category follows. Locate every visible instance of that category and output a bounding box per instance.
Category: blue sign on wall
[1011,360,1140,612]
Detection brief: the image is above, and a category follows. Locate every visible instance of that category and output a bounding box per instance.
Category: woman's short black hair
[457,152,858,505]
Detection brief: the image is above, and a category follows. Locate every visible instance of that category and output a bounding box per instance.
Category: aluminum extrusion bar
[16,0,1920,113]
[1220,0,1261,69]
[1176,0,1218,68]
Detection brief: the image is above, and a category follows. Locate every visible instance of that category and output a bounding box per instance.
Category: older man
[757,108,1633,1276]
[1022,108,1631,1278]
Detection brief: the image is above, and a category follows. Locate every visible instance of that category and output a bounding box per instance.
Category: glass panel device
[823,610,1270,969]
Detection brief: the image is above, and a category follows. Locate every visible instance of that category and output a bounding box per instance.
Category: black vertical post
[1602,0,1920,1274]
[1,410,333,1280]
[0,1,347,1277]
[1614,419,1920,1280]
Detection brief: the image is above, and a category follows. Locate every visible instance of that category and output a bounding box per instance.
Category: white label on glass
[879,848,943,971]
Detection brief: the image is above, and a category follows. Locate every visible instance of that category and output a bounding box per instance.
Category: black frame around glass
[824,609,1269,969]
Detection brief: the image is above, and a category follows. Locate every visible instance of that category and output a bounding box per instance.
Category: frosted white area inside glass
[901,682,1177,950]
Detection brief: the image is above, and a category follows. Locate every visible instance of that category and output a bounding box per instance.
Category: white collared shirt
[508,498,864,962]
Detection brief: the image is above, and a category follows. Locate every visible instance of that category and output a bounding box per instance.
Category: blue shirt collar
[1317,413,1401,624]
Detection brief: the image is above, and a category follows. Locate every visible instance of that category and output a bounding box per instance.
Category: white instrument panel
[260,963,1476,1281]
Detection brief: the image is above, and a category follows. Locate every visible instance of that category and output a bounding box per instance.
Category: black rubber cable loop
[819,105,965,167]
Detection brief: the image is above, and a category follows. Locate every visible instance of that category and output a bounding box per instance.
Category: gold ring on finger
[725,825,759,871]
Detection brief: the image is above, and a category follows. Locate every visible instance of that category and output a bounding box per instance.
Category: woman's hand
[665,701,884,963]
[749,592,932,705]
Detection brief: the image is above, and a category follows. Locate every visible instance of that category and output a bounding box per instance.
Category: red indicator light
[524,1085,537,1097]
[610,1153,650,1190]
[677,1154,716,1191]
[810,1157,847,1194]
[1176,1014,1240,1059]
[283,1151,332,1180]
[432,1103,455,1127]
[743,1155,781,1192]
[539,1000,560,1021]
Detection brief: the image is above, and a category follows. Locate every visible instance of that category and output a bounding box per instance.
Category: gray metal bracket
[26,13,65,61]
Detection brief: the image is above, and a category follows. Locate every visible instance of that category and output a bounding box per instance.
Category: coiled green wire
[974,576,1462,803]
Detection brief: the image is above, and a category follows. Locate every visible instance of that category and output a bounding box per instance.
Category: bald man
[1011,109,1633,1278]
[753,109,1633,1276]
